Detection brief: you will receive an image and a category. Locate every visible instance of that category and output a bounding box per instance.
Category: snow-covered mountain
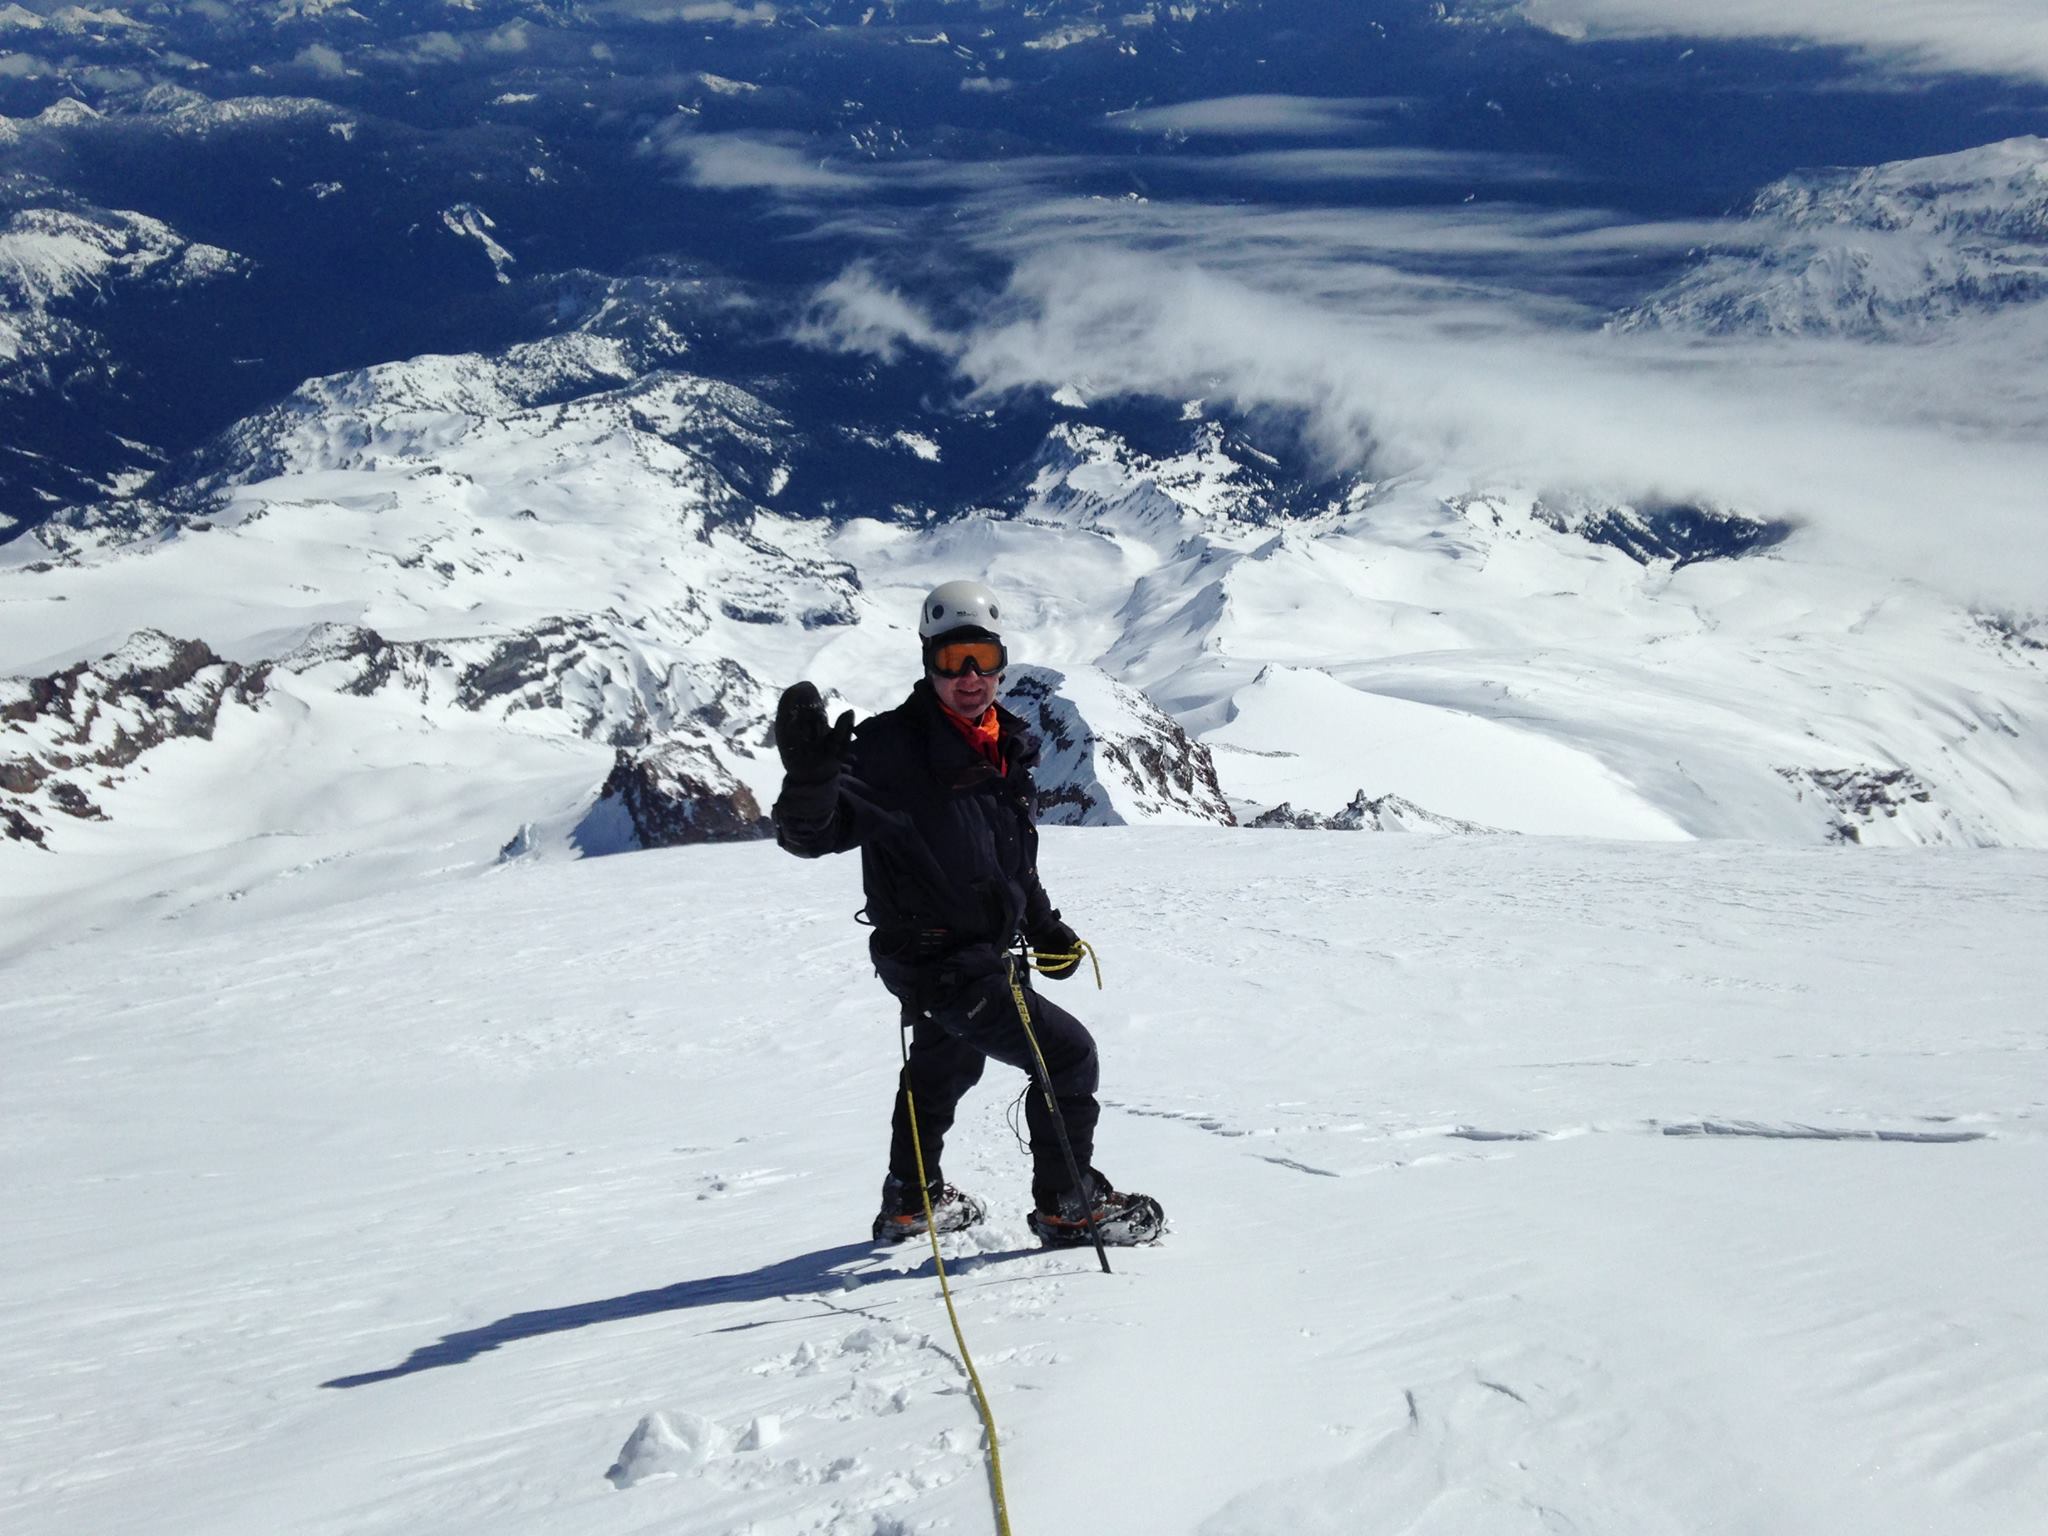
[0,179,248,518]
[5,15,2047,1533]
[3,2,2046,945]
[0,195,243,389]
[5,283,2046,945]
[1616,137,2048,338]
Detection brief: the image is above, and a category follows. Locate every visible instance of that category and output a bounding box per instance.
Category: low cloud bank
[810,244,2048,605]
[1109,95,1410,137]
[1515,0,2048,86]
[648,126,870,192]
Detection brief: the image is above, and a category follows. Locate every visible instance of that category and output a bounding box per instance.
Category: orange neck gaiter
[943,704,1005,773]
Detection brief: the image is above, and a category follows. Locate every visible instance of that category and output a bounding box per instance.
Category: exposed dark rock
[1529,498,1793,568]
[459,633,556,711]
[1003,667,1234,826]
[590,736,771,849]
[0,756,48,793]
[680,657,765,735]
[1250,791,1505,834]
[1976,611,2047,656]
[1777,765,1936,843]
[3,631,267,840]
[2,802,46,846]
[46,781,107,820]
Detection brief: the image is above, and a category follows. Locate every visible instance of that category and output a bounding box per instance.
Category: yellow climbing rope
[900,1048,1014,1536]
[897,938,1106,1535]
[1022,939,1103,990]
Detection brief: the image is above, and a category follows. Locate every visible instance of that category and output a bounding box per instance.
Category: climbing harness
[894,937,1108,1534]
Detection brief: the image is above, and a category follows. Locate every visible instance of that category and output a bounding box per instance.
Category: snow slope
[4,831,2045,1535]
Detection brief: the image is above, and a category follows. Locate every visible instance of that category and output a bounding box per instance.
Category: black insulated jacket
[773,679,1058,1008]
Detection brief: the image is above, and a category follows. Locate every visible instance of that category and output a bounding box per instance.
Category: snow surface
[4,830,2045,1535]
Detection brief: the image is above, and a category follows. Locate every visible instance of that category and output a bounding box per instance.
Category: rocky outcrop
[1005,665,1234,826]
[1776,766,1940,844]
[1455,492,1791,569]
[1528,496,1791,569]
[278,620,776,750]
[584,735,771,850]
[0,630,267,845]
[1249,790,1506,835]
[1,619,792,850]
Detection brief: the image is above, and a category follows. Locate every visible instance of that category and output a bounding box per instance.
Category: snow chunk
[607,1411,726,1487]
[737,1414,781,1451]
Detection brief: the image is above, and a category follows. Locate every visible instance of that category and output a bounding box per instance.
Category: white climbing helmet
[917,578,1004,640]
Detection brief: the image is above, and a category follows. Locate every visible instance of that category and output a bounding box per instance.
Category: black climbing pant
[888,968,1100,1211]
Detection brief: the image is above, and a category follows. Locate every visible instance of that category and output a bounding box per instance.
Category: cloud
[681,0,777,21]
[650,127,870,192]
[1174,147,1565,185]
[1109,95,1409,137]
[293,42,350,79]
[1514,0,2048,86]
[809,209,2048,604]
[482,21,531,54]
[801,265,962,363]
[960,76,1014,95]
[398,30,466,65]
[959,194,1733,321]
[585,0,776,17]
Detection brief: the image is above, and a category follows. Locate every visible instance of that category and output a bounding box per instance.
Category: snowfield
[5,830,2045,1535]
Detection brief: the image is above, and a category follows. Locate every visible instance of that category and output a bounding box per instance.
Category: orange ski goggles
[927,636,1008,677]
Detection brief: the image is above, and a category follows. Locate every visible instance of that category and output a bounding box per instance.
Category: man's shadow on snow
[320,1240,1038,1389]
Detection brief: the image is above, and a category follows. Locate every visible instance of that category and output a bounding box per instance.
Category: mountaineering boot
[1027,1168,1166,1248]
[871,1174,988,1245]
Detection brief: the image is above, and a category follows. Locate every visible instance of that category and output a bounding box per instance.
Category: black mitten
[774,682,852,823]
[776,682,853,781]
[1030,916,1082,980]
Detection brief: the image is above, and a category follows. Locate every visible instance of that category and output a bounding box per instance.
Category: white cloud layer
[1109,95,1408,137]
[1180,147,1565,184]
[651,128,869,192]
[811,228,2048,605]
[1517,0,2048,86]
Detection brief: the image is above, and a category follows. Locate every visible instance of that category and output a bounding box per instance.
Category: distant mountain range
[4,2,2047,936]
[1617,137,2048,338]
[5,279,2041,939]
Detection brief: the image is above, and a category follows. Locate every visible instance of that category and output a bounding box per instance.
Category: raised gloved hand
[776,681,853,782]
[1029,916,1083,980]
